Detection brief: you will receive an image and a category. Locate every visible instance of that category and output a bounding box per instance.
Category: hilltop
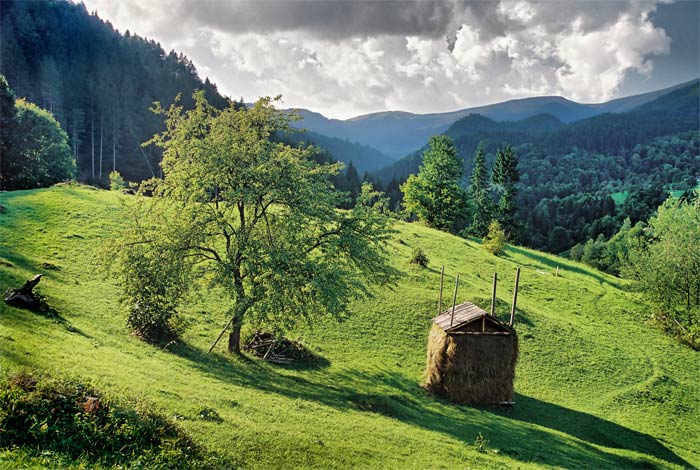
[1,185,699,469]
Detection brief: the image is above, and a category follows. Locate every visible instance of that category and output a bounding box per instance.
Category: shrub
[102,209,190,343]
[410,247,429,267]
[483,220,506,255]
[109,170,125,190]
[0,371,215,468]
[473,433,489,453]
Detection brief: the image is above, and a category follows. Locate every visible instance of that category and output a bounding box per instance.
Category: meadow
[1,185,698,469]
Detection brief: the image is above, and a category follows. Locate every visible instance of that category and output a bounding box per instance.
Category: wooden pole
[509,267,521,326]
[490,272,498,317]
[555,266,559,277]
[450,274,460,328]
[438,265,445,315]
[208,317,235,353]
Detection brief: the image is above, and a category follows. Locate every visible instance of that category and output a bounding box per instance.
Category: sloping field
[1,185,698,469]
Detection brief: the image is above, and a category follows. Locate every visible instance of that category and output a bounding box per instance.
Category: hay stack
[423,323,518,404]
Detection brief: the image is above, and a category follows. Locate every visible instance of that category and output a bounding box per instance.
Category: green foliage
[115,94,396,352]
[401,135,466,232]
[108,170,125,191]
[467,144,493,237]
[625,196,700,347]
[1,96,74,190]
[409,247,429,267]
[0,371,212,468]
[491,144,520,238]
[473,433,489,453]
[482,220,506,255]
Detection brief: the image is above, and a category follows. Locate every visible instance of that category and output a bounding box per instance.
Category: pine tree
[468,144,493,237]
[492,144,520,238]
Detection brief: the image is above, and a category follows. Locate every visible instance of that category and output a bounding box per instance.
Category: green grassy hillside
[1,185,698,469]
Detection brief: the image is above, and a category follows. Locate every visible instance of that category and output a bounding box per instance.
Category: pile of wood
[244,331,311,364]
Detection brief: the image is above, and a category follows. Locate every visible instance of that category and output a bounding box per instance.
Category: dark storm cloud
[177,0,460,39]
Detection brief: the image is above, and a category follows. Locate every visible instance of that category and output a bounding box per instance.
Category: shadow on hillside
[171,344,689,469]
[492,394,689,467]
[503,246,620,288]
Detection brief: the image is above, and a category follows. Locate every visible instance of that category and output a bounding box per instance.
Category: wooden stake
[490,272,498,317]
[509,267,521,326]
[450,274,460,328]
[208,317,235,353]
[438,265,445,314]
[555,266,559,277]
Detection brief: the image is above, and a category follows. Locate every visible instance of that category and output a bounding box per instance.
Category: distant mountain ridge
[292,78,699,159]
[374,81,700,184]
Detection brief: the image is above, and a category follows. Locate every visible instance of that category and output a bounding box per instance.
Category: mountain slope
[294,79,699,159]
[1,185,698,469]
[282,130,394,173]
[376,81,700,184]
[0,0,229,183]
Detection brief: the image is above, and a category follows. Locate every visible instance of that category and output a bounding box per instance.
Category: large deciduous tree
[112,93,396,353]
[400,135,466,232]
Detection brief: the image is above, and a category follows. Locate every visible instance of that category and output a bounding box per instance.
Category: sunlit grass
[1,185,698,469]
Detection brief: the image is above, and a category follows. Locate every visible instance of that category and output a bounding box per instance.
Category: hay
[423,323,518,404]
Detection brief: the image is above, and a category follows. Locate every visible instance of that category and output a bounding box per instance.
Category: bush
[2,97,75,190]
[0,371,215,468]
[410,247,429,267]
[482,220,506,255]
[109,171,125,191]
[103,206,190,343]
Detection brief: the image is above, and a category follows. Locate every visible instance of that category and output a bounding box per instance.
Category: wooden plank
[509,267,521,327]
[449,274,460,328]
[438,265,444,315]
[448,331,512,336]
[490,272,497,317]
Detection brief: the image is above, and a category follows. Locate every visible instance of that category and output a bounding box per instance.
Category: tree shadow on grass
[170,344,690,469]
[503,245,621,288]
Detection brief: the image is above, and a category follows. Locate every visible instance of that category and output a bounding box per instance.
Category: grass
[1,184,699,469]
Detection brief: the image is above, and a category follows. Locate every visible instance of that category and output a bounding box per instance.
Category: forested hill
[375,81,700,253]
[0,0,229,183]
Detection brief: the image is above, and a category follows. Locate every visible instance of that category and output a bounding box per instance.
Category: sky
[80,0,700,119]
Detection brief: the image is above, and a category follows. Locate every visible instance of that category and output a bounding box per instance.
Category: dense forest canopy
[0,0,228,183]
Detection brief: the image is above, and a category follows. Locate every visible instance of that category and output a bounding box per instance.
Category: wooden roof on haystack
[432,302,514,333]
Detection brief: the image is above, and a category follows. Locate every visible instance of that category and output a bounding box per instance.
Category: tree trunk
[227,320,242,354]
[91,116,95,180]
[99,116,103,181]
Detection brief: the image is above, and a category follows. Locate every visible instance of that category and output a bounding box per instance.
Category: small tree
[111,93,396,353]
[109,170,125,190]
[410,247,429,267]
[401,135,466,232]
[467,144,493,237]
[483,220,506,255]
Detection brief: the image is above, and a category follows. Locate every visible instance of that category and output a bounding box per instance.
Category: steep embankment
[1,186,698,469]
